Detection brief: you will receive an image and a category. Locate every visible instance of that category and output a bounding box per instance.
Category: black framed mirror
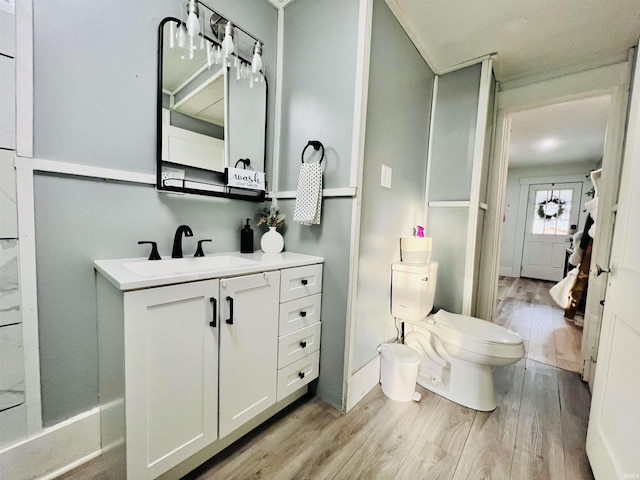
[156,12,267,201]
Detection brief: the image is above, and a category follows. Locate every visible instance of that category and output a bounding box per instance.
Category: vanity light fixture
[173,1,265,83]
[185,0,201,37]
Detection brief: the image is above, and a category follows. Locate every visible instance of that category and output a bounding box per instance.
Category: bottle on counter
[240,218,254,253]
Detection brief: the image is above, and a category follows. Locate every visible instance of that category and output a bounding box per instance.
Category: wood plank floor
[496,276,583,372]
[59,358,593,480]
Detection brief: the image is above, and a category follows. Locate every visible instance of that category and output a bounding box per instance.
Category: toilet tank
[391,261,438,320]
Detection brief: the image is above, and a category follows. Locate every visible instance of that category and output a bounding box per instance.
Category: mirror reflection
[157,9,267,200]
[162,22,226,172]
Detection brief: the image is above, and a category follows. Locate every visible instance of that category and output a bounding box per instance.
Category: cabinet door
[124,279,219,480]
[219,271,280,438]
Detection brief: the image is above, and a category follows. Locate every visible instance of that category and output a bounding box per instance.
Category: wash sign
[225,167,266,191]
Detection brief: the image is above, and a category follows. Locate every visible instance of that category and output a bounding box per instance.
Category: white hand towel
[293,162,323,226]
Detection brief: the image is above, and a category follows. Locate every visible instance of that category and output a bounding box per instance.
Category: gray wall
[428,65,481,202]
[34,0,276,174]
[427,64,482,313]
[352,0,434,372]
[277,0,361,408]
[279,0,359,191]
[33,0,277,426]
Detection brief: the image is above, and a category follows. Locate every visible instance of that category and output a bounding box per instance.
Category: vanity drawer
[279,264,323,302]
[279,293,321,335]
[277,350,320,401]
[278,322,321,369]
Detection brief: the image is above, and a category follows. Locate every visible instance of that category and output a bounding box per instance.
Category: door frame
[509,175,589,279]
[476,59,633,384]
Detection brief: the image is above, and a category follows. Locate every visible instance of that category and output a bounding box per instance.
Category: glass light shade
[222,21,234,57]
[186,11,200,36]
[168,21,176,50]
[177,25,187,49]
[251,52,263,74]
[251,41,263,74]
[206,41,213,68]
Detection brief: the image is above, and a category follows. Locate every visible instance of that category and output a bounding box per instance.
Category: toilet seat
[425,310,524,360]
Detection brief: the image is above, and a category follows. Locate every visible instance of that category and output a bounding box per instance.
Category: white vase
[261,227,284,253]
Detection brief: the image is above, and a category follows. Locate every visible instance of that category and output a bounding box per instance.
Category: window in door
[531,188,574,235]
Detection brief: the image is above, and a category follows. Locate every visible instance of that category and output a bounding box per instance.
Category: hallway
[496,276,583,372]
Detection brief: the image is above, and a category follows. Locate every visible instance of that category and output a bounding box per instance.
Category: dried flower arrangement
[257,207,286,229]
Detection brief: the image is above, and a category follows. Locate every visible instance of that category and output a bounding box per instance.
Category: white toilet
[391,261,525,411]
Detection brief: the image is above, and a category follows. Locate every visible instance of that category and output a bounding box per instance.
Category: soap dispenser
[240,218,254,253]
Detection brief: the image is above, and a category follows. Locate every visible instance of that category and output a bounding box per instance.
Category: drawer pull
[300,311,307,317]
[226,296,234,325]
[298,371,305,379]
[300,341,307,348]
[209,297,217,327]
[301,279,308,286]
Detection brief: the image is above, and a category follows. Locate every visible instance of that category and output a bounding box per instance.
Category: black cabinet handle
[301,279,308,286]
[300,341,307,348]
[209,297,217,327]
[226,296,234,324]
[138,241,161,260]
[300,311,307,318]
[298,371,305,379]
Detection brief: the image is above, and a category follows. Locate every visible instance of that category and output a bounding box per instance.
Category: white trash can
[379,343,421,402]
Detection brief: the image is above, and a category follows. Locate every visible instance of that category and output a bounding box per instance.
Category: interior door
[586,67,640,479]
[520,182,582,281]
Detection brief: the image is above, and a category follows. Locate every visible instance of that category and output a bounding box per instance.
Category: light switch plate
[381,164,392,189]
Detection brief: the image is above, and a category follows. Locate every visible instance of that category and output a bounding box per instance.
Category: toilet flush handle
[421,277,429,282]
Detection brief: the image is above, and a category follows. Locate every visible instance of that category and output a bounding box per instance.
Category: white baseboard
[499,267,517,277]
[0,407,101,480]
[345,354,380,412]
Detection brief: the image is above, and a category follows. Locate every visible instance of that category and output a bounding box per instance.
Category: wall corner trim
[345,354,380,412]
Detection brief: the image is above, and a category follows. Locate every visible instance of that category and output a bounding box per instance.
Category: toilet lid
[379,343,421,363]
[433,310,522,345]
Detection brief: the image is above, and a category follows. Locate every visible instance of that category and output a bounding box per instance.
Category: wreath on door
[537,196,565,220]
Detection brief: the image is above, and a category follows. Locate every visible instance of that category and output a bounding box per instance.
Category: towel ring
[301,140,324,164]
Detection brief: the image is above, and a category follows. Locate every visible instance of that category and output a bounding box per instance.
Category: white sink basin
[123,255,258,276]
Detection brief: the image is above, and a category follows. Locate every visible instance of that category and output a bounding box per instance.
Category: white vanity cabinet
[95,252,323,480]
[98,277,220,480]
[218,271,280,438]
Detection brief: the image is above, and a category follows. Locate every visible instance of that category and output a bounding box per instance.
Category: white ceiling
[508,95,610,169]
[386,0,640,84]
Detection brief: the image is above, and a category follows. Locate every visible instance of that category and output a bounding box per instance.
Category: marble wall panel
[0,323,25,410]
[0,240,20,327]
[0,149,18,238]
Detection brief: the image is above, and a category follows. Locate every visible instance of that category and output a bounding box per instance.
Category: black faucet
[172,225,193,258]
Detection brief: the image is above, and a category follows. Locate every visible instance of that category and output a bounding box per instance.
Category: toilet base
[416,360,497,411]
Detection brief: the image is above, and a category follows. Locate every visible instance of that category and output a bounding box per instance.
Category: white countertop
[95,251,324,291]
